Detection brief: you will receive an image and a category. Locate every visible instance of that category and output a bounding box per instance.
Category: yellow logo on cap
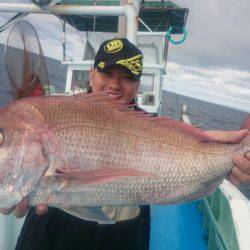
[104,39,123,53]
[98,61,105,69]
[116,54,143,75]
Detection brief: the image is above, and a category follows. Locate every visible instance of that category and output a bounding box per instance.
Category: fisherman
[1,38,250,250]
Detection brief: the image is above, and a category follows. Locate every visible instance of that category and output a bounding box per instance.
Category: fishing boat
[0,1,249,249]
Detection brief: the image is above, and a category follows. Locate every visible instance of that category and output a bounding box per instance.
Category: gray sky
[166,0,250,112]
[0,0,249,112]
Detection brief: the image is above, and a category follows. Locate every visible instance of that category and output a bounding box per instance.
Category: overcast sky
[0,0,249,112]
[165,0,250,113]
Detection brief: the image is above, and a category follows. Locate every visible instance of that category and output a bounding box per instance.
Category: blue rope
[166,26,187,45]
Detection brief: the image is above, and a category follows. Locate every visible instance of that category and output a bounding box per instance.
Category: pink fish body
[0,94,249,222]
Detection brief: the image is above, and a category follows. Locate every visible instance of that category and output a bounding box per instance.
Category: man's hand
[230,152,250,187]
[0,198,48,218]
[206,130,250,187]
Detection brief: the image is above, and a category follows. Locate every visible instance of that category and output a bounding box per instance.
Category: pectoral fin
[62,207,115,224]
[55,166,157,186]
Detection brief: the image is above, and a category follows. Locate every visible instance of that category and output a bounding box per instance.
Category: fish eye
[0,130,3,145]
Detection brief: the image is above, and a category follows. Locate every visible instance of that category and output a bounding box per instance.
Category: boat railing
[199,180,250,250]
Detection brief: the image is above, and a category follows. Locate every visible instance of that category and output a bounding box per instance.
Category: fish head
[0,100,49,208]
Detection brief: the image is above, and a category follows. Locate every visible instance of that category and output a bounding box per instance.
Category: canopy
[57,0,188,33]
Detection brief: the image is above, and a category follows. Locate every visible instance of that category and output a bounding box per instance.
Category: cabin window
[71,70,89,92]
[142,93,155,106]
[139,74,155,93]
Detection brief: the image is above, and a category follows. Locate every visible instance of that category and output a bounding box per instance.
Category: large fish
[0,94,249,223]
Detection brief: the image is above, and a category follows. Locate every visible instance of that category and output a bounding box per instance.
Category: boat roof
[57,0,188,34]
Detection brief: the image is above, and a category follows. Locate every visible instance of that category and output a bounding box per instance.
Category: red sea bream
[0,94,249,223]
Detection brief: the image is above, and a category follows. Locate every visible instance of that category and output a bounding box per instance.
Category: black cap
[94,38,143,81]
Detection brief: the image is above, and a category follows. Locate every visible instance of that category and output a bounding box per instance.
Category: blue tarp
[150,201,207,250]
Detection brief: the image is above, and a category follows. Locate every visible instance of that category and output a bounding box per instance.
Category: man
[1,38,250,250]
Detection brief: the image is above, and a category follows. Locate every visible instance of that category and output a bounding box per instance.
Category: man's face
[89,66,140,103]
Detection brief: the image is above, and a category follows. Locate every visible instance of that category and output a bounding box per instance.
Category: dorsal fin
[73,93,236,143]
[150,116,213,141]
[242,116,250,131]
[74,92,131,111]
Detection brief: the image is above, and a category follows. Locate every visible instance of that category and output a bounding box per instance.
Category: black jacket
[16,205,150,250]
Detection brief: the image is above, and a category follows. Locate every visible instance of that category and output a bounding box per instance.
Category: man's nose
[107,78,122,91]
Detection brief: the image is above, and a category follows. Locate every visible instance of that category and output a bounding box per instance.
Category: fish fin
[55,166,157,186]
[176,187,218,203]
[152,117,211,141]
[75,93,233,143]
[62,207,115,224]
[74,92,132,110]
[151,117,248,143]
[101,205,140,221]
[183,175,225,202]
[73,92,88,97]
[203,129,248,143]
[74,92,106,99]
[189,186,218,200]
[173,184,219,204]
[204,129,248,143]
[242,115,250,130]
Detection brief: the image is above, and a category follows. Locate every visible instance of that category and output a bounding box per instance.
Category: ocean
[0,44,249,198]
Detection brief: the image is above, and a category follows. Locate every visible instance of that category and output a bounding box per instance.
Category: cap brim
[96,63,140,81]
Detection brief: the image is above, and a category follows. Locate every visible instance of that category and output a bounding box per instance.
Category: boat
[0,1,249,249]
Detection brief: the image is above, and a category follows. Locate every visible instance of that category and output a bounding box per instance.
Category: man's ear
[89,68,95,87]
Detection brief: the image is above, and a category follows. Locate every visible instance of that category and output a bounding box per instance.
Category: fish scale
[0,94,249,222]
